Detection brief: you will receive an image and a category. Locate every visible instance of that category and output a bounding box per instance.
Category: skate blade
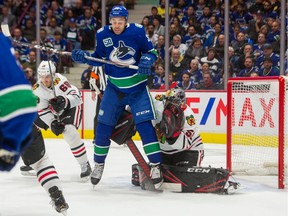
[21,171,36,176]
[92,184,97,190]
[141,179,163,192]
[61,210,68,216]
[80,176,90,183]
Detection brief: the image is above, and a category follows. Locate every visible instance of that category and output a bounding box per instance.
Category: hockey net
[227,76,288,189]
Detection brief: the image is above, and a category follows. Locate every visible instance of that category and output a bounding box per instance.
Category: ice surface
[0,139,287,216]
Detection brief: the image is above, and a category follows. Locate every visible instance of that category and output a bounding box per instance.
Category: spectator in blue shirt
[178,72,195,90]
[256,43,280,69]
[258,57,280,76]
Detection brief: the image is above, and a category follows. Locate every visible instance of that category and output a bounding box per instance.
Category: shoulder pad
[33,83,39,90]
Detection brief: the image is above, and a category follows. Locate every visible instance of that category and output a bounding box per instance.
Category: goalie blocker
[110,110,136,145]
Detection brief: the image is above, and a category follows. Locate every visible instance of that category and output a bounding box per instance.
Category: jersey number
[59,81,71,92]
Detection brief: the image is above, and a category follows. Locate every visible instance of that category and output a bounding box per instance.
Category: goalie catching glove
[49,96,69,112]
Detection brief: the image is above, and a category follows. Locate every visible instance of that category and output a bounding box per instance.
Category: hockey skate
[48,186,69,215]
[90,163,104,186]
[80,161,92,182]
[223,181,242,194]
[150,163,163,189]
[20,165,36,176]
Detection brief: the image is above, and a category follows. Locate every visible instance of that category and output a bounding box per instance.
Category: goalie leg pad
[162,164,231,193]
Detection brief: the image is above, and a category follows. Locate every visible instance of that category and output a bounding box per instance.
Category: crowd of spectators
[0,0,287,90]
[144,0,287,90]
[0,0,128,75]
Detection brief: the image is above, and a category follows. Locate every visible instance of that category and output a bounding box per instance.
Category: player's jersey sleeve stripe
[38,110,52,117]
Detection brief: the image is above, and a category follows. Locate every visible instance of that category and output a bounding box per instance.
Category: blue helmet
[109,5,129,20]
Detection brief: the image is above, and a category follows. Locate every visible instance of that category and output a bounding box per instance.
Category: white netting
[228,76,288,188]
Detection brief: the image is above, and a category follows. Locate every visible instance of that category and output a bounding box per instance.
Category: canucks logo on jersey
[109,41,136,65]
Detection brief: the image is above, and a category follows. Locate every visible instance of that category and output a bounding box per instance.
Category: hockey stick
[1,24,138,70]
[125,139,158,191]
[41,40,61,122]
[111,110,158,191]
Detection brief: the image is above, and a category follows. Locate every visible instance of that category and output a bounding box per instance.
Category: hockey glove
[49,96,69,112]
[71,49,90,64]
[138,53,156,75]
[0,148,21,171]
[0,132,33,171]
[51,120,65,136]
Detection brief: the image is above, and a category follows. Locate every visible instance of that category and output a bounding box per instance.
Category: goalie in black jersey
[131,87,240,194]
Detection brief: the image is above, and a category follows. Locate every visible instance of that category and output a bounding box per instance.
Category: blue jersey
[256,53,280,69]
[90,23,157,93]
[0,33,37,160]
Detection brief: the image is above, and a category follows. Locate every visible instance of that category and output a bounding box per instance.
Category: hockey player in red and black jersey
[20,60,69,214]
[131,87,241,194]
[32,60,92,182]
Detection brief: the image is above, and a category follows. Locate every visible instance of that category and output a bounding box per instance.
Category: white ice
[0,139,287,216]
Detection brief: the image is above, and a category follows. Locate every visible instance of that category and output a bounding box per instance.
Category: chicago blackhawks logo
[186,114,195,126]
[109,41,136,65]
[54,78,61,85]
[155,94,164,101]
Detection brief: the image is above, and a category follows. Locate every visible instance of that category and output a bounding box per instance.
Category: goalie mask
[165,87,186,105]
[37,60,56,78]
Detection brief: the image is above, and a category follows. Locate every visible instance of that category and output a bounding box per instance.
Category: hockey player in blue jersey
[0,32,37,171]
[71,5,163,189]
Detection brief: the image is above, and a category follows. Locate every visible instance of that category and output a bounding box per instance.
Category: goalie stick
[1,24,138,70]
[110,106,160,191]
[125,139,159,191]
